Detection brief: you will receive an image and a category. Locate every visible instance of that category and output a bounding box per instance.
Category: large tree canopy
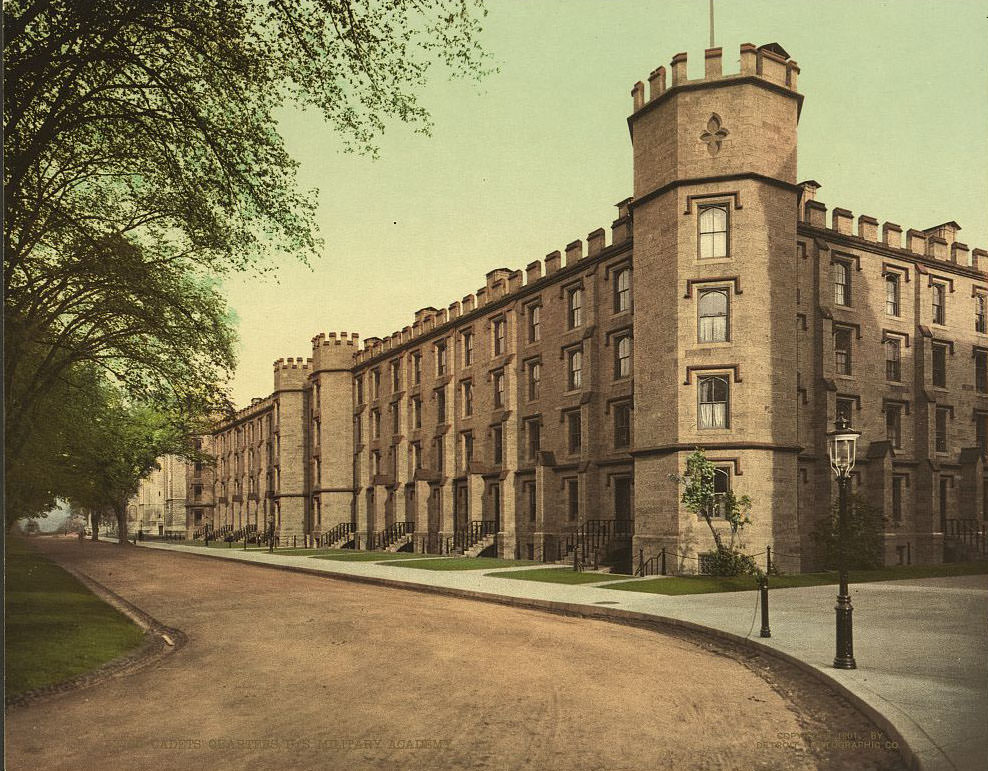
[3,0,491,525]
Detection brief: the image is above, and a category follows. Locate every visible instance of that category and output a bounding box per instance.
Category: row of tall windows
[837,261,985,332]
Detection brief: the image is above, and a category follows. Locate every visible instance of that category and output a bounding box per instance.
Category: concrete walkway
[139,542,988,771]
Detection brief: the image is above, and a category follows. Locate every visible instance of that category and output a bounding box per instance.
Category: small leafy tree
[810,495,887,570]
[674,448,758,576]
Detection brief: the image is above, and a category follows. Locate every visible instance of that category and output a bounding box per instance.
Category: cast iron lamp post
[827,415,860,669]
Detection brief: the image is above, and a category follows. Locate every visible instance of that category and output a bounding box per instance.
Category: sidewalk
[139,541,987,771]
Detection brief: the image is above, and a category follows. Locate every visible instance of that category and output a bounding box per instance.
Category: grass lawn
[5,538,146,697]
[383,557,540,571]
[604,560,988,595]
[486,567,632,584]
[311,550,431,562]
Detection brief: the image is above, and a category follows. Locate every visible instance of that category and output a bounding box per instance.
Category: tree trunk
[114,502,130,545]
[90,509,100,541]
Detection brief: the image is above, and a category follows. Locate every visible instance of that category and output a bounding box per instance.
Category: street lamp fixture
[827,415,860,669]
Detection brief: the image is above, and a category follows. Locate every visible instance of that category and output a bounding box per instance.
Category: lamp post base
[834,588,856,670]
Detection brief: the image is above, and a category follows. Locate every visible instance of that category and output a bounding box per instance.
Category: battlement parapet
[351,198,633,367]
[632,43,799,112]
[799,189,986,273]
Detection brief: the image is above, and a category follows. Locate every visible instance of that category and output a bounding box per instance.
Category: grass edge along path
[5,537,146,698]
[486,567,633,585]
[310,550,432,562]
[382,557,541,571]
[603,560,988,595]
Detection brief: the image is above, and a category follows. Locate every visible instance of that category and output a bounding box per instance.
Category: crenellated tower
[629,43,804,566]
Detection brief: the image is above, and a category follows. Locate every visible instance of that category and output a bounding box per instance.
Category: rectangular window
[614,403,632,449]
[413,352,422,384]
[977,295,987,334]
[436,341,448,376]
[527,361,541,401]
[885,338,901,382]
[492,423,504,466]
[698,288,729,343]
[493,318,506,356]
[614,335,632,379]
[528,304,542,343]
[567,410,582,455]
[832,261,851,306]
[435,438,444,472]
[932,283,946,325]
[493,370,505,408]
[932,343,947,388]
[371,409,381,439]
[892,477,903,523]
[886,404,902,448]
[698,204,729,259]
[707,467,731,519]
[935,407,949,453]
[568,287,584,329]
[462,380,473,417]
[412,441,422,470]
[835,328,852,375]
[462,332,473,366]
[391,360,401,392]
[355,376,364,405]
[698,375,729,430]
[372,450,381,476]
[567,478,579,522]
[462,432,474,467]
[525,481,537,522]
[391,404,399,435]
[614,268,632,313]
[567,348,583,390]
[413,396,422,428]
[885,273,900,316]
[836,398,855,427]
[978,352,988,394]
[977,414,988,456]
[526,419,541,461]
[436,387,447,424]
[354,416,362,445]
[372,368,381,399]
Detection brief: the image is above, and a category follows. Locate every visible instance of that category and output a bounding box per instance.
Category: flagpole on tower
[709,0,715,48]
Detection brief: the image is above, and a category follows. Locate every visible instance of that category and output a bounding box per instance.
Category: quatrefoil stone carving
[700,113,729,156]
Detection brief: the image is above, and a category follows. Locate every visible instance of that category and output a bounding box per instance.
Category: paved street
[132,539,986,771]
[6,538,905,771]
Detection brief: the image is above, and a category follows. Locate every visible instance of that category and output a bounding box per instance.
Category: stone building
[197,42,986,570]
[127,454,187,535]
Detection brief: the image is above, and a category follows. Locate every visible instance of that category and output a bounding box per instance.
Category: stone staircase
[384,533,414,552]
[463,534,496,558]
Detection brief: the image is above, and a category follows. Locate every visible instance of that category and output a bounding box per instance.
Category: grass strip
[486,567,632,584]
[382,557,540,571]
[604,561,988,595]
[5,538,146,697]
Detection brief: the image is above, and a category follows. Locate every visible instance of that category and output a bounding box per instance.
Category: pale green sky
[223,0,988,406]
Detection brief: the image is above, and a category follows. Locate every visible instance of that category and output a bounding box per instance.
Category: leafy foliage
[3,0,491,527]
[674,448,758,576]
[810,494,888,570]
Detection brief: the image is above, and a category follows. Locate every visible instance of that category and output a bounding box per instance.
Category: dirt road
[5,538,904,770]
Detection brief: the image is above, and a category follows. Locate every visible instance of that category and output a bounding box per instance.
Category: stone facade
[127,454,187,535]
[196,42,986,570]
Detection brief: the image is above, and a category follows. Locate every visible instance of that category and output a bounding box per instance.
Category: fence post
[293,535,297,549]
[573,547,578,572]
[766,545,773,575]
[759,574,772,638]
[661,547,666,576]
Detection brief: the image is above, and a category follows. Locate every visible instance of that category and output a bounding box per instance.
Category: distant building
[194,42,987,570]
[127,455,186,536]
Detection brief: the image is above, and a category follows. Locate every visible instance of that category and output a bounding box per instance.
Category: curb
[140,542,918,769]
[4,561,187,711]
